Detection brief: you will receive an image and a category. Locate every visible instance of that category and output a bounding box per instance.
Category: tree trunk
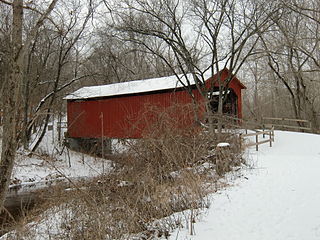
[23,73,31,149]
[217,82,224,134]
[0,0,23,211]
[217,92,223,134]
[205,102,215,136]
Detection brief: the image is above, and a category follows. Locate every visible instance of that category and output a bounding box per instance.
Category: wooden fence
[214,115,264,131]
[262,117,312,132]
[211,115,314,151]
[222,115,313,133]
[240,126,275,151]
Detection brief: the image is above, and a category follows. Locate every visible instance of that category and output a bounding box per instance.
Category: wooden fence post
[272,126,275,142]
[269,130,272,147]
[256,134,258,151]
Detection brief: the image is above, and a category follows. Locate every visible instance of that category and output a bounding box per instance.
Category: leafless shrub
[4,105,244,239]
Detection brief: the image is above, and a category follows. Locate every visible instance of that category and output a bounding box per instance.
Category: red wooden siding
[67,88,205,139]
[67,69,245,139]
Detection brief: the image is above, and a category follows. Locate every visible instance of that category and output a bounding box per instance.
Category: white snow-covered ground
[170,131,320,240]
[11,149,110,189]
[0,125,113,190]
[2,130,320,239]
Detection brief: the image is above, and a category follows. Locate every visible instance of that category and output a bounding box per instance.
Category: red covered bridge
[65,68,245,141]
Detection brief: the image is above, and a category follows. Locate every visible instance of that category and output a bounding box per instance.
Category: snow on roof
[65,73,199,100]
[64,67,243,100]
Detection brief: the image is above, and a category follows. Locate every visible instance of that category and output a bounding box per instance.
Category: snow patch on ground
[7,124,112,189]
[2,130,320,239]
[170,131,320,240]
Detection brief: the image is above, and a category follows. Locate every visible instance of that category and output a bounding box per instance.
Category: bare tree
[0,0,58,211]
[0,5,11,109]
[258,0,320,129]
[84,32,172,85]
[103,0,279,133]
[25,1,95,151]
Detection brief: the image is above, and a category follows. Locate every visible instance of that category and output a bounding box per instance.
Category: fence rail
[240,126,275,151]
[262,117,312,132]
[211,115,314,151]
[262,117,309,123]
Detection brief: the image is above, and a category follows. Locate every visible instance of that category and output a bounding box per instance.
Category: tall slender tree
[0,0,58,212]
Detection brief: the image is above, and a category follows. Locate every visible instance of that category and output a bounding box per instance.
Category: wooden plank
[258,139,271,145]
[242,130,272,137]
[262,117,309,123]
[282,118,309,123]
[219,115,261,127]
[269,132,272,147]
[245,139,271,147]
[245,142,258,147]
[271,124,311,131]
[240,124,275,151]
[262,117,283,121]
[265,123,310,130]
[242,132,260,137]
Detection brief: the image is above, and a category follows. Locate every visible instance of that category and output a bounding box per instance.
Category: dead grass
[3,106,245,239]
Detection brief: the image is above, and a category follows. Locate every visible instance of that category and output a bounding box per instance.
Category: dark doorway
[209,88,238,116]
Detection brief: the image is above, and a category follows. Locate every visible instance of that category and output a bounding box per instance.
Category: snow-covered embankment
[171,131,320,240]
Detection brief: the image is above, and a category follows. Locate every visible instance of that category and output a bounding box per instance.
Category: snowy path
[171,131,320,240]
